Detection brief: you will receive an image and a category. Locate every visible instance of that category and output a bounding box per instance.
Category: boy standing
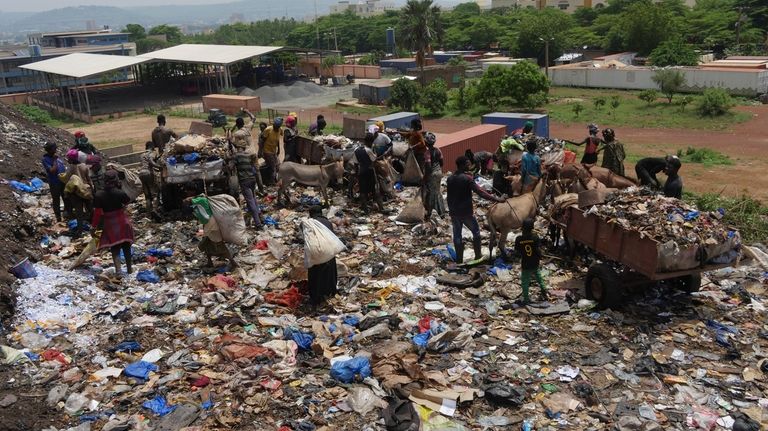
[514,218,548,304]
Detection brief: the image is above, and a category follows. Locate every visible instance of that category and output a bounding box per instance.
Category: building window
[558,2,568,9]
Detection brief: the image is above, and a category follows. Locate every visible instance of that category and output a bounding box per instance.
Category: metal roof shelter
[19,53,151,119]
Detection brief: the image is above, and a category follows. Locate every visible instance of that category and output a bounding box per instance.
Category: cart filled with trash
[552,188,741,308]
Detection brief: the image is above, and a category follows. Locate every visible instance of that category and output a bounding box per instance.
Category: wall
[202,94,261,115]
[549,66,768,96]
[0,93,29,105]
[332,64,381,79]
[436,124,506,173]
[406,65,465,89]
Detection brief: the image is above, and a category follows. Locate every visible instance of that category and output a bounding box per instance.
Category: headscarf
[424,132,437,146]
[273,117,284,128]
[588,123,599,135]
[104,169,120,189]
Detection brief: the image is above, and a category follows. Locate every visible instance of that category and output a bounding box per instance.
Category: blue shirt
[41,154,66,186]
[521,152,541,185]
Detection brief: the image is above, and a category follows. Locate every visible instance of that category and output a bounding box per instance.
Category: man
[233,139,263,229]
[599,128,626,176]
[400,118,427,173]
[308,115,327,136]
[260,117,283,184]
[511,121,534,138]
[372,124,393,157]
[514,218,548,305]
[72,131,96,155]
[520,140,542,193]
[283,115,300,163]
[447,156,505,264]
[189,196,237,272]
[139,141,163,213]
[151,114,178,154]
[567,123,602,164]
[229,111,264,193]
[355,133,384,213]
[663,156,683,199]
[90,160,106,193]
[635,157,668,189]
[41,142,69,222]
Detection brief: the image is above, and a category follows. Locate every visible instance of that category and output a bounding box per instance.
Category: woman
[568,123,602,165]
[355,133,384,213]
[423,132,446,221]
[599,128,626,176]
[91,170,134,274]
[307,206,338,306]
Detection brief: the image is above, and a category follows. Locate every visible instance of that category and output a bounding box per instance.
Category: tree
[389,78,420,111]
[610,95,621,117]
[475,65,511,111]
[400,0,444,86]
[507,61,549,106]
[572,102,584,118]
[148,25,183,44]
[678,95,693,112]
[638,89,659,105]
[137,38,170,54]
[516,9,575,66]
[124,24,146,42]
[605,1,678,55]
[524,92,548,111]
[697,88,734,116]
[649,38,699,66]
[652,69,686,103]
[593,96,606,110]
[421,78,449,115]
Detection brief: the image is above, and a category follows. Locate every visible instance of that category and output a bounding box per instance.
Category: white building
[330,0,396,16]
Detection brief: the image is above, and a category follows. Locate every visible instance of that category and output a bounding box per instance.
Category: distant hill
[9,6,151,33]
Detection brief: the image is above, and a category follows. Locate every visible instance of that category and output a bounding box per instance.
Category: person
[372,124,393,157]
[663,156,683,199]
[446,156,505,264]
[91,170,134,275]
[520,140,542,193]
[283,115,300,163]
[308,115,327,136]
[233,139,263,229]
[229,109,257,153]
[306,206,338,306]
[599,128,626,176]
[401,118,428,174]
[189,197,237,271]
[423,132,446,220]
[41,142,69,222]
[492,158,511,197]
[511,121,534,138]
[635,157,668,188]
[64,149,93,237]
[514,218,547,305]
[568,123,602,164]
[151,114,178,154]
[140,141,163,213]
[260,117,283,184]
[72,131,96,155]
[465,150,494,176]
[355,133,384,213]
[90,160,106,193]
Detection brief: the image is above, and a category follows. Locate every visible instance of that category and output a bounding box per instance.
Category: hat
[424,132,436,146]
[66,149,80,163]
[74,131,85,138]
[376,121,385,131]
[285,116,297,127]
[273,117,283,127]
[524,121,534,129]
[368,124,379,134]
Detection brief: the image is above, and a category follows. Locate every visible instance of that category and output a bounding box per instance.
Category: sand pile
[240,81,326,103]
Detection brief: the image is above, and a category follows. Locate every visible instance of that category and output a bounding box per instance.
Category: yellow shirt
[261,126,283,154]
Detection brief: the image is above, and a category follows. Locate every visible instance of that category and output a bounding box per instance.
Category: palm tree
[399,0,443,86]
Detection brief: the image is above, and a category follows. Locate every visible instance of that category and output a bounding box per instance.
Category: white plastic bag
[302,218,346,268]
[395,194,425,224]
[208,194,248,246]
[392,141,409,157]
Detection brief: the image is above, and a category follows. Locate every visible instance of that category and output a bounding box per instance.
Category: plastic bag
[426,330,474,353]
[330,357,371,383]
[69,232,100,270]
[64,175,92,200]
[124,360,158,380]
[284,327,315,351]
[208,194,248,246]
[142,395,177,417]
[136,270,160,283]
[302,218,346,268]
[347,386,385,415]
[401,151,423,186]
[395,194,425,224]
[392,141,409,157]
[9,178,44,193]
[191,196,212,225]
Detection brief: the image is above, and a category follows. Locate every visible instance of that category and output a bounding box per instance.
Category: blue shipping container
[368,112,420,130]
[481,113,549,138]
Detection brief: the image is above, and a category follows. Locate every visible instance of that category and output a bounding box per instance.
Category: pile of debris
[311,134,354,149]
[166,135,230,159]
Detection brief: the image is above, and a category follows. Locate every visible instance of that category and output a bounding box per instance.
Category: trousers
[521,268,547,300]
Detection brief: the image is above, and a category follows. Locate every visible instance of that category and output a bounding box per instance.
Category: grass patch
[676,147,732,166]
[684,192,768,243]
[14,104,67,127]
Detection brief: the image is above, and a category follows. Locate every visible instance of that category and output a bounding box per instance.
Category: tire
[679,273,702,293]
[585,263,623,309]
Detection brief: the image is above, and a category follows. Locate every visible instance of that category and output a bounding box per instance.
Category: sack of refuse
[302,218,345,268]
[401,151,423,186]
[65,175,93,200]
[395,194,425,224]
[392,141,409,158]
[208,194,248,246]
[107,163,142,201]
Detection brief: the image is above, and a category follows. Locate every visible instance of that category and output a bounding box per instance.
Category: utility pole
[315,0,321,75]
[333,27,338,52]
[539,36,554,78]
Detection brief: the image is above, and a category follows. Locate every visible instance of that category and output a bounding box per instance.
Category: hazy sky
[0,0,236,12]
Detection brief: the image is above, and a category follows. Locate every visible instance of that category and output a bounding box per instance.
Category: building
[487,0,695,13]
[330,0,396,17]
[548,55,768,96]
[0,29,136,95]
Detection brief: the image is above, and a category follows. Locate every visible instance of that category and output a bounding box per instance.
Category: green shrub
[638,89,659,105]
[571,102,584,117]
[676,146,732,166]
[15,104,55,125]
[389,78,420,111]
[420,78,448,116]
[697,88,734,116]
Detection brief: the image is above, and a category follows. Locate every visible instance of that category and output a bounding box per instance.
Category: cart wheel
[585,263,622,309]
[679,273,702,293]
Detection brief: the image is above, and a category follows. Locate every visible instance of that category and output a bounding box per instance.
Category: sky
[0,0,236,12]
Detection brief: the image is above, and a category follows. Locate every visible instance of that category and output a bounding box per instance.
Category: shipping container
[357,80,392,105]
[368,112,421,130]
[435,124,507,173]
[481,112,549,137]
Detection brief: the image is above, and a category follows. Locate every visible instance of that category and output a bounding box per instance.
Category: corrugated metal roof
[139,44,283,65]
[19,53,149,78]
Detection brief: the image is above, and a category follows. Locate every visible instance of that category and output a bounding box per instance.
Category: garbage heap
[311,134,354,149]
[1,182,767,431]
[499,135,567,166]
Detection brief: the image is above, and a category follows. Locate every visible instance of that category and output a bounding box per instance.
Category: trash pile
[166,135,230,159]
[162,135,230,185]
[311,134,354,149]
[499,135,567,166]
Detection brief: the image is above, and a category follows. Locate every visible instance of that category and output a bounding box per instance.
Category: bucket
[10,258,37,279]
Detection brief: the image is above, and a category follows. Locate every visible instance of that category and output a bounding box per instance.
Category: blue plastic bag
[110,340,142,353]
[136,270,160,283]
[9,179,41,193]
[413,332,431,347]
[30,178,44,190]
[167,157,177,166]
[182,152,200,164]
[124,360,158,380]
[487,258,513,276]
[284,327,315,351]
[147,248,174,257]
[342,316,359,327]
[330,357,371,383]
[264,215,279,226]
[142,395,176,416]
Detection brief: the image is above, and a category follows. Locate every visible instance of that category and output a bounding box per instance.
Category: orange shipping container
[435,124,507,173]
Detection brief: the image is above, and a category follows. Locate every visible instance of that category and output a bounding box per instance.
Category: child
[514,218,548,304]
